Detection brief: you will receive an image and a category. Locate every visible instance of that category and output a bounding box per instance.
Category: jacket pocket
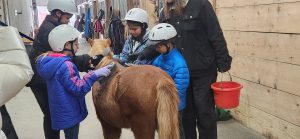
[181,12,200,31]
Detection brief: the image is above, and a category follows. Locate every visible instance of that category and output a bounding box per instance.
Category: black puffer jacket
[28,15,91,86]
[32,15,59,55]
[160,0,232,76]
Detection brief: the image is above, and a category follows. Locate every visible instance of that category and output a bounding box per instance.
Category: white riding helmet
[47,0,77,15]
[48,25,80,52]
[147,23,177,46]
[124,8,148,24]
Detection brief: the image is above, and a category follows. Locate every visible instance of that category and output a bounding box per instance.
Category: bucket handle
[220,72,233,89]
[220,71,232,82]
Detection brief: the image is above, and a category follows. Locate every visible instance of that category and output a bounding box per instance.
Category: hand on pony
[93,63,114,78]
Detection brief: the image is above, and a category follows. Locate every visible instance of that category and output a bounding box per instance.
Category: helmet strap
[165,44,171,54]
[63,41,75,56]
[159,41,171,54]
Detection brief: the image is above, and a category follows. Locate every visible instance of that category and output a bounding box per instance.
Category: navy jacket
[160,0,232,76]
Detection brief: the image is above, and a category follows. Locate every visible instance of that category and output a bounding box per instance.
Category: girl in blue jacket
[147,23,190,139]
[36,25,113,139]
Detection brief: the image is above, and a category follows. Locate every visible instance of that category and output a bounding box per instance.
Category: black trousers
[0,105,18,139]
[30,83,60,139]
[183,71,218,139]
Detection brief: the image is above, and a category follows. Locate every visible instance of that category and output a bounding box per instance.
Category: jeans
[64,124,80,139]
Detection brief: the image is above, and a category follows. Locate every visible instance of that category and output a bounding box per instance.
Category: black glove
[138,46,160,61]
[72,54,93,72]
[218,65,231,73]
[127,53,139,62]
[217,58,232,73]
[90,54,104,67]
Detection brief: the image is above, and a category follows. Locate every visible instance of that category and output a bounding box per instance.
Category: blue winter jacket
[120,32,151,64]
[152,48,190,111]
[36,53,98,130]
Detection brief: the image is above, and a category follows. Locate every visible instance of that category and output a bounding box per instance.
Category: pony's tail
[156,78,180,139]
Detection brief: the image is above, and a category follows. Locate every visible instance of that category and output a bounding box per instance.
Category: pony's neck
[96,59,125,77]
[96,61,124,85]
[111,62,125,76]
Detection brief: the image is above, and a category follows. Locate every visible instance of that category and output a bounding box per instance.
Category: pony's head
[89,39,114,68]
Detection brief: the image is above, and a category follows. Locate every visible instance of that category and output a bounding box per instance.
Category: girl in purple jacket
[36,25,113,139]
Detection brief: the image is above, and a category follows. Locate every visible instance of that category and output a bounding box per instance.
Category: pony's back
[93,64,180,139]
[91,39,179,139]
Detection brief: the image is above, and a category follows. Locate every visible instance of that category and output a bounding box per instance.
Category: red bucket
[211,73,243,109]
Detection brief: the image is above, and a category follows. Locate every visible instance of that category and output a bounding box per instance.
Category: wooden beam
[217,2,300,33]
[217,0,300,8]
[229,55,300,96]
[213,0,216,11]
[140,0,146,9]
[144,0,157,27]
[231,101,300,139]
[219,75,300,126]
[224,31,300,65]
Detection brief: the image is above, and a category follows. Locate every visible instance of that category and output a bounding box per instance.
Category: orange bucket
[211,73,243,109]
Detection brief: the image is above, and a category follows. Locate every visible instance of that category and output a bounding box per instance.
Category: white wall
[7,0,34,36]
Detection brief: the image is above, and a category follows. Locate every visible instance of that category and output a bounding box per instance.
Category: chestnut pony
[89,39,180,139]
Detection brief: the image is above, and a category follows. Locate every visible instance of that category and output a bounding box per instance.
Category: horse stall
[213,0,300,138]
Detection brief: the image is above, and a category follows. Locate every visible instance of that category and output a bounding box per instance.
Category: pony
[90,39,180,139]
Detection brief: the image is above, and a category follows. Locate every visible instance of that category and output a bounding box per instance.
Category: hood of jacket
[36,53,71,80]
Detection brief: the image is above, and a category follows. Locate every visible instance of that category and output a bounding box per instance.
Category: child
[118,8,151,65]
[147,23,190,139]
[36,25,113,139]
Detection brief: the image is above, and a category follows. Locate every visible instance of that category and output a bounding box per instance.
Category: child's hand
[93,63,115,78]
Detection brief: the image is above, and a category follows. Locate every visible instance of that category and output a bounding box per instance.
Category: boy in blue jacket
[36,25,113,139]
[147,23,190,139]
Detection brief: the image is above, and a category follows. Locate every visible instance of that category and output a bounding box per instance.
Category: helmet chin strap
[161,41,171,54]
[63,41,75,56]
[165,45,171,54]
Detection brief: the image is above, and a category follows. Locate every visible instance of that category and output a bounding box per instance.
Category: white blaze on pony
[90,39,180,139]
[0,27,34,136]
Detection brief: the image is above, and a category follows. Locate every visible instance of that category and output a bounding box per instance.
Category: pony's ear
[106,38,111,46]
[88,38,94,47]
[102,47,111,56]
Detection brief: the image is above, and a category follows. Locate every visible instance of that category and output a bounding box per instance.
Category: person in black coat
[28,0,99,138]
[1,106,18,139]
[159,0,232,139]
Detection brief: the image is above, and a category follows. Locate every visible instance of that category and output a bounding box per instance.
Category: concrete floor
[3,38,266,139]
[5,87,266,139]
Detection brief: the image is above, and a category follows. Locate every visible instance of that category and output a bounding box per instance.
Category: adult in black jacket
[160,0,232,139]
[29,0,93,138]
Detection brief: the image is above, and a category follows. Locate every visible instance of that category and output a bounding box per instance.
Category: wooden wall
[139,0,157,28]
[215,0,300,138]
[111,0,300,138]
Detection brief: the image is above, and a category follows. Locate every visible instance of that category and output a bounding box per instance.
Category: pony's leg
[130,116,156,139]
[100,120,121,139]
